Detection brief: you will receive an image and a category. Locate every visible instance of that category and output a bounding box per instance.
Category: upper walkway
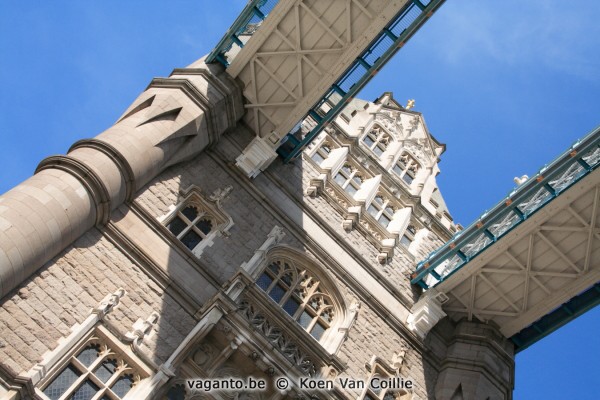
[207,0,445,164]
[412,126,600,351]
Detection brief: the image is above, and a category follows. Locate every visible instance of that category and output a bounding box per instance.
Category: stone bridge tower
[0,56,515,399]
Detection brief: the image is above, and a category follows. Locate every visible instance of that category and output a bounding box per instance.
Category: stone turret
[0,60,244,299]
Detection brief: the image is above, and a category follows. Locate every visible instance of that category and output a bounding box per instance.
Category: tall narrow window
[311,143,332,165]
[362,126,391,157]
[39,331,148,400]
[400,224,417,249]
[334,164,363,196]
[167,205,214,251]
[256,260,335,341]
[367,195,395,228]
[393,153,420,186]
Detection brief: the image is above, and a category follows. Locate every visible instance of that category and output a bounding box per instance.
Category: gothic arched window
[311,142,332,165]
[256,259,335,341]
[363,126,391,157]
[367,195,395,228]
[334,164,363,196]
[393,153,420,185]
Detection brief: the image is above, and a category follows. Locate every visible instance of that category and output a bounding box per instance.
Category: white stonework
[407,289,449,339]
[235,135,278,178]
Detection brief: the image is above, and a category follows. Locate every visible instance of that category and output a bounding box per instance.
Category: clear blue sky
[1,1,599,398]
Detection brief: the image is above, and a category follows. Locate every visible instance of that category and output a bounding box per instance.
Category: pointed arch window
[363,125,391,157]
[256,259,335,341]
[311,142,332,165]
[393,153,420,185]
[367,195,395,228]
[334,164,363,196]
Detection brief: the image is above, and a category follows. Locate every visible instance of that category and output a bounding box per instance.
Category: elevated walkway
[207,0,445,176]
[412,126,600,351]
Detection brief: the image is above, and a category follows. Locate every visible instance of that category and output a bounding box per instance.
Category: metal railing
[276,0,445,162]
[206,0,279,67]
[411,125,600,289]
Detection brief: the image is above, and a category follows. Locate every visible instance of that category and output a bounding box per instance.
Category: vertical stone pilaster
[433,319,515,400]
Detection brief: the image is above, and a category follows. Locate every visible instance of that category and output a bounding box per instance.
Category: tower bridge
[0,1,598,399]
[205,0,600,354]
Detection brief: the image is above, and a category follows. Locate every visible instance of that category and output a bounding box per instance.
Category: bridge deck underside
[437,167,600,338]
[226,0,410,143]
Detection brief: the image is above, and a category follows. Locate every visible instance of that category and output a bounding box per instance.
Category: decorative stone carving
[307,176,325,197]
[238,299,318,377]
[239,225,286,279]
[192,343,216,367]
[126,312,159,346]
[402,141,431,169]
[324,186,348,209]
[93,288,126,317]
[209,185,233,202]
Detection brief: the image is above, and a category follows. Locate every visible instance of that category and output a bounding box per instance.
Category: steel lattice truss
[226,0,412,143]
[437,169,600,338]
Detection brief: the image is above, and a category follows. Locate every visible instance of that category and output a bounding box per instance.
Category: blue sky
[1,1,599,398]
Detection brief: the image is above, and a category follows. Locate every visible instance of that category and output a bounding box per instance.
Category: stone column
[433,319,515,400]
[0,59,244,299]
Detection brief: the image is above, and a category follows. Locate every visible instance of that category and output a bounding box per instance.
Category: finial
[514,175,529,185]
[405,99,415,110]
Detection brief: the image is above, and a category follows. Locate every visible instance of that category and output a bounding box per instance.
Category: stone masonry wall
[133,125,443,398]
[0,228,196,376]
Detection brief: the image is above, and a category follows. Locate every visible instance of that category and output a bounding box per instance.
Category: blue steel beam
[510,282,600,353]
[411,125,600,289]
[276,0,446,162]
[206,0,279,67]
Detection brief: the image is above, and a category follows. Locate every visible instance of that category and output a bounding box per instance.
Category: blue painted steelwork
[411,125,600,289]
[276,0,445,162]
[510,282,600,352]
[206,0,279,67]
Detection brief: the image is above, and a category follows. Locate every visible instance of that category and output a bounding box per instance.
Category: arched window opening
[167,205,214,251]
[256,259,336,341]
[363,126,391,157]
[334,164,363,196]
[367,195,395,228]
[311,143,332,165]
[393,153,420,185]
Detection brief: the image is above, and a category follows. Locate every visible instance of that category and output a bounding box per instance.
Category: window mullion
[90,389,109,400]
[305,313,319,333]
[177,211,193,226]
[265,272,278,294]
[176,223,192,239]
[58,372,89,400]
[279,284,294,306]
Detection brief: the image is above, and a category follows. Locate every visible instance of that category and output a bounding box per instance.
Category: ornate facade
[0,61,515,399]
